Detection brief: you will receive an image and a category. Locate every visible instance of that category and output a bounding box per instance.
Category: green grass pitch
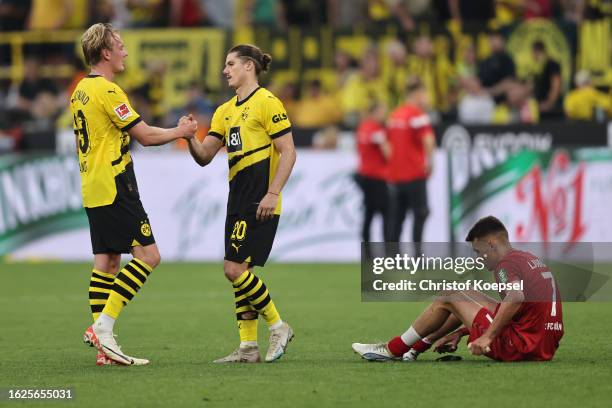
[1,262,611,408]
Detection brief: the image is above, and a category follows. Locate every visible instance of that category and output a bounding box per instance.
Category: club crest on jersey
[114,103,132,120]
[241,107,250,121]
[498,269,508,283]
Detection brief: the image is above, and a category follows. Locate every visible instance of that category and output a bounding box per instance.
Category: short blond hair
[81,23,118,66]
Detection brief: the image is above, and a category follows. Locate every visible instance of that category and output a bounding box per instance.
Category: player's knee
[239,311,258,320]
[133,245,161,269]
[146,251,161,268]
[434,290,458,305]
[223,262,246,281]
[108,256,121,274]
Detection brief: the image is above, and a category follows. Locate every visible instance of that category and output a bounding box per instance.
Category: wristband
[267,191,279,196]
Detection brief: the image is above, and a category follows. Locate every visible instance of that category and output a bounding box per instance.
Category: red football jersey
[356,118,387,180]
[494,249,564,360]
[385,104,433,182]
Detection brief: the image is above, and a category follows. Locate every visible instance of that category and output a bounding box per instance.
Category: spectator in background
[292,79,343,128]
[407,36,437,108]
[493,80,539,124]
[0,108,27,152]
[341,46,389,128]
[170,0,204,27]
[127,0,168,27]
[0,0,31,31]
[456,43,478,78]
[478,30,516,103]
[383,39,409,107]
[492,0,523,27]
[274,81,299,120]
[458,75,495,124]
[446,0,495,23]
[524,0,553,19]
[20,91,61,151]
[200,0,235,28]
[367,0,432,31]
[355,101,390,258]
[169,81,216,148]
[564,70,612,121]
[385,78,435,251]
[243,0,280,27]
[531,40,562,119]
[14,57,60,112]
[278,0,332,29]
[126,61,167,127]
[407,35,454,113]
[328,0,368,29]
[333,49,357,91]
[88,0,116,25]
[559,0,586,24]
[27,0,73,30]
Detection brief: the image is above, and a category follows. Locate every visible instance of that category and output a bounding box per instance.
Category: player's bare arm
[469,288,524,355]
[129,115,197,146]
[256,133,297,221]
[186,134,224,167]
[380,138,392,160]
[423,132,435,176]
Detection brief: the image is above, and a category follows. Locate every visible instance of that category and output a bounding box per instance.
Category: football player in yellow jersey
[72,23,198,366]
[186,44,297,363]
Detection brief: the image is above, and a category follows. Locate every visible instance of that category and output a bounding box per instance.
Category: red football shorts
[468,307,526,362]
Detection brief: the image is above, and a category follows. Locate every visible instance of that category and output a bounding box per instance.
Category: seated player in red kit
[353,216,564,362]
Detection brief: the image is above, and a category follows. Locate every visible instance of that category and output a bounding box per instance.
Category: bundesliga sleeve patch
[114,103,132,120]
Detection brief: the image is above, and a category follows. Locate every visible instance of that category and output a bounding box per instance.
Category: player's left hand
[467,335,492,356]
[256,192,278,221]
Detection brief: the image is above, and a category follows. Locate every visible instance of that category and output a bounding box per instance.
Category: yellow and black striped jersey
[70,75,142,208]
[208,87,291,215]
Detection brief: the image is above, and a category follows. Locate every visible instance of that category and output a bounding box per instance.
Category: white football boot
[265,322,294,362]
[352,342,399,361]
[84,325,150,366]
[213,345,261,363]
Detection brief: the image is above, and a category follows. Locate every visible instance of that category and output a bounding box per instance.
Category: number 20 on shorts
[231,220,247,241]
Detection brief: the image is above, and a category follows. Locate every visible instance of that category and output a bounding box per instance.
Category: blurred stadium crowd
[0,0,611,152]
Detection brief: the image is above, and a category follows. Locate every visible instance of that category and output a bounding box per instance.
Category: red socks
[387,336,432,357]
[411,338,432,353]
[387,336,411,357]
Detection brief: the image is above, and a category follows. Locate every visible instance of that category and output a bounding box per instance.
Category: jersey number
[231,220,247,241]
[73,110,90,155]
[541,271,557,317]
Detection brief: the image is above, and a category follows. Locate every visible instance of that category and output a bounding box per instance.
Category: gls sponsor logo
[272,113,288,123]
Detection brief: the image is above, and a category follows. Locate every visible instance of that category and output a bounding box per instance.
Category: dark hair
[532,40,546,53]
[229,44,272,75]
[406,76,424,94]
[465,216,508,242]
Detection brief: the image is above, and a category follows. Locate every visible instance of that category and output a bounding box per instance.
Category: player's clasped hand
[256,192,278,221]
[467,336,492,356]
[433,330,463,354]
[178,114,198,139]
